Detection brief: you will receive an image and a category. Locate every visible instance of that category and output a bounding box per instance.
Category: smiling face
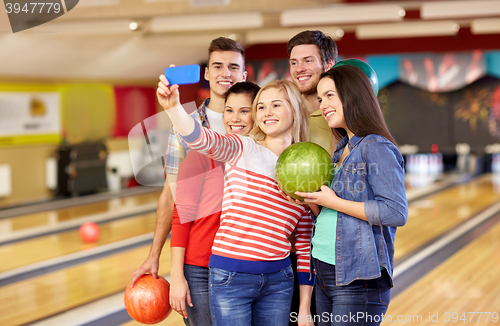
[289,44,325,96]
[255,87,294,139]
[317,77,347,130]
[205,51,247,99]
[223,93,254,136]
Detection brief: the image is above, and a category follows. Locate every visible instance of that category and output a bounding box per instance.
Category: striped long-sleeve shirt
[182,120,314,285]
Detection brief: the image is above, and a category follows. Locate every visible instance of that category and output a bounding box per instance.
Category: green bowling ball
[276,142,335,201]
[334,59,379,96]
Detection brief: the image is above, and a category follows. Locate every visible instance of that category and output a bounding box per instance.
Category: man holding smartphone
[131,37,247,325]
[165,37,247,191]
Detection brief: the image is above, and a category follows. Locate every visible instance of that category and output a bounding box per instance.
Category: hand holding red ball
[124,275,172,324]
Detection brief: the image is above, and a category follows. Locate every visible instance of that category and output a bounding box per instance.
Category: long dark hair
[320,65,397,146]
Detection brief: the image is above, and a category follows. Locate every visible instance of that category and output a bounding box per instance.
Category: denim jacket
[312,134,408,286]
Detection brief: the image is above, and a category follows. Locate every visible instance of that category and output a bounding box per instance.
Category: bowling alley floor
[1,174,500,326]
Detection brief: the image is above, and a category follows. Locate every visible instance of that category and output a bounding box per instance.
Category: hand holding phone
[164,64,200,85]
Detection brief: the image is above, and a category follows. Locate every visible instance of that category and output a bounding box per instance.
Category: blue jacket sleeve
[363,140,408,227]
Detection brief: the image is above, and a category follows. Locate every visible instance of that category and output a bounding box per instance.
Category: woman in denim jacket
[294,65,408,326]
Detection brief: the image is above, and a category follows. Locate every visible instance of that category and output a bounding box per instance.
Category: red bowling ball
[124,275,172,324]
[78,222,100,243]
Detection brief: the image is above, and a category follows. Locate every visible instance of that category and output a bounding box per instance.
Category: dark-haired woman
[294,65,408,326]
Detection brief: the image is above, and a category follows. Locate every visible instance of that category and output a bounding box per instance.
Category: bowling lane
[121,312,185,326]
[0,243,172,326]
[395,174,500,260]
[385,216,500,325]
[0,191,160,239]
[0,212,156,273]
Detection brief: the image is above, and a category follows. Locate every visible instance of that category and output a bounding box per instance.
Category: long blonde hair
[249,80,308,144]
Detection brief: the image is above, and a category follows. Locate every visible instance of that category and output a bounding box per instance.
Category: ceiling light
[78,0,120,6]
[281,4,405,26]
[150,12,263,33]
[471,18,500,34]
[356,21,460,39]
[245,27,344,45]
[421,0,500,19]
[32,19,133,34]
[189,0,231,7]
[143,0,232,5]
[129,22,139,31]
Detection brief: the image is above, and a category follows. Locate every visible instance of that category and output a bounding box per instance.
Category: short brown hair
[208,37,245,65]
[287,30,338,68]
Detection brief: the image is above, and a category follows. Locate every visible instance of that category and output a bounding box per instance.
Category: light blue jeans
[209,266,294,326]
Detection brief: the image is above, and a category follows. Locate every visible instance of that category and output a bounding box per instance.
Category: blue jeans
[183,264,212,326]
[209,266,294,326]
[313,258,390,326]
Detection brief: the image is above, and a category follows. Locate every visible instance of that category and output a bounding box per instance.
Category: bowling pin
[406,154,414,175]
[493,153,500,174]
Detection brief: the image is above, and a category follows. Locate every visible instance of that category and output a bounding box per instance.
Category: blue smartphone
[164,64,200,85]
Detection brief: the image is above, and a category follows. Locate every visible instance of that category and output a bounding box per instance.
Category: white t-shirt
[205,108,226,135]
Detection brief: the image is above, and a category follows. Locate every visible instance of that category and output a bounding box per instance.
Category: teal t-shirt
[311,164,342,265]
[311,205,338,265]
[310,163,386,271]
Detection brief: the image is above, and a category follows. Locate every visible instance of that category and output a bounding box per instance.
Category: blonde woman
[169,82,260,326]
[157,76,314,326]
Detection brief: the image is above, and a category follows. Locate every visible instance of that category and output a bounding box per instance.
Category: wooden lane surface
[385,217,500,325]
[0,191,161,236]
[121,312,186,326]
[395,174,500,260]
[0,244,172,326]
[1,175,497,325]
[0,174,477,273]
[0,212,157,273]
